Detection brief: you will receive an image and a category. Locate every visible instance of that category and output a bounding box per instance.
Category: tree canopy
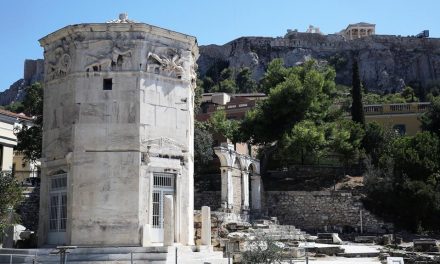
[241,59,337,144]
[0,172,23,233]
[421,96,440,137]
[364,131,440,232]
[14,82,43,162]
[194,121,214,174]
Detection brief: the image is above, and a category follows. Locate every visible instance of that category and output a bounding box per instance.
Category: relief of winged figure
[147,51,184,78]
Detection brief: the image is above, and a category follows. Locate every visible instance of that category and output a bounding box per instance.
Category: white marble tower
[37,14,198,246]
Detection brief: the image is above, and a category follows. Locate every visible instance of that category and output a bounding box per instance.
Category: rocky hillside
[0,59,43,106]
[198,32,440,94]
[3,34,440,104]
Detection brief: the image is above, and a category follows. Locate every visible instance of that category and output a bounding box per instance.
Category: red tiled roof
[0,109,33,121]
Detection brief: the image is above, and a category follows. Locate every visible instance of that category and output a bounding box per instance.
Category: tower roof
[39,14,197,48]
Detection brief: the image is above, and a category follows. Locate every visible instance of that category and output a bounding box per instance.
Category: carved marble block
[38,15,198,247]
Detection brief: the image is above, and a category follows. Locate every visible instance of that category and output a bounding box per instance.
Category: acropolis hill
[198,24,440,93]
[2,23,440,106]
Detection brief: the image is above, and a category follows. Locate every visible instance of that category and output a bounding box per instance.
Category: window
[103,78,112,90]
[393,124,406,136]
[49,174,67,232]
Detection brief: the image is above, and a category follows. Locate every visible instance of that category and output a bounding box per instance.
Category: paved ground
[301,257,381,263]
[340,244,381,253]
[281,257,381,263]
[286,242,383,263]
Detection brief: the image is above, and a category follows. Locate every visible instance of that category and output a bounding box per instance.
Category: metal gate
[151,173,175,243]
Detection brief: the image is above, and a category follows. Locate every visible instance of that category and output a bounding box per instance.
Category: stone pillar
[201,206,211,246]
[251,175,261,210]
[1,146,14,171]
[163,195,174,246]
[242,171,249,209]
[220,167,233,210]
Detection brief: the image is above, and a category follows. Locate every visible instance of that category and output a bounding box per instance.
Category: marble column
[250,175,261,210]
[163,195,174,246]
[220,167,233,210]
[201,206,211,246]
[242,171,249,209]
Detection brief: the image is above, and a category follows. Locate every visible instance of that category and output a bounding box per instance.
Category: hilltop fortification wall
[198,33,440,93]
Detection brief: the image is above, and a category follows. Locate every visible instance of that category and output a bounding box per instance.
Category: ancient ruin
[37,14,198,246]
[341,22,376,40]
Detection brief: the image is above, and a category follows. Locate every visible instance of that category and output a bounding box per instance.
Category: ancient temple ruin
[214,143,261,214]
[38,14,198,246]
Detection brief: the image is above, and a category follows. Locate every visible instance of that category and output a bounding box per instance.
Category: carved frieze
[46,45,71,81]
[146,49,185,79]
[85,44,133,72]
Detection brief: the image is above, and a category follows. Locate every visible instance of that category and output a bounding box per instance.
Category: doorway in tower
[151,172,175,243]
[47,173,67,245]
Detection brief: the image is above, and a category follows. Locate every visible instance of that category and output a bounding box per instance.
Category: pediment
[141,137,187,157]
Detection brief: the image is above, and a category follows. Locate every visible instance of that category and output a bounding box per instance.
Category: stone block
[413,239,439,252]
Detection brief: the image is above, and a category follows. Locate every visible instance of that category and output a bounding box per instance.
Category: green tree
[259,59,289,94]
[209,110,241,143]
[401,86,418,102]
[14,83,43,162]
[194,121,214,173]
[5,101,25,113]
[392,132,440,182]
[236,67,257,93]
[364,132,440,231]
[328,119,365,168]
[362,122,397,166]
[204,59,229,84]
[208,68,238,94]
[278,120,327,165]
[194,79,204,114]
[351,60,365,125]
[242,59,337,144]
[0,172,23,233]
[421,96,440,137]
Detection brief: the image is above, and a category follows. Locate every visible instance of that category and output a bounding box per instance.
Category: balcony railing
[363,102,430,115]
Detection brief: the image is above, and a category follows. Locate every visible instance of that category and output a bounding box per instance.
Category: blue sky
[1,0,439,92]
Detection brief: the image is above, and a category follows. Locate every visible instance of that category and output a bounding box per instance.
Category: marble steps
[173,252,228,264]
[0,247,168,264]
[0,246,229,264]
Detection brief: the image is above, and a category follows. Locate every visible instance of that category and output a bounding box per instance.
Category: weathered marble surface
[38,20,198,246]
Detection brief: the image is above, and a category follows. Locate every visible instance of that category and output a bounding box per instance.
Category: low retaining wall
[194,191,221,210]
[265,191,392,233]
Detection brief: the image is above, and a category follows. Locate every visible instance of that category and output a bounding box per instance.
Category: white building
[38,14,198,246]
[0,109,35,176]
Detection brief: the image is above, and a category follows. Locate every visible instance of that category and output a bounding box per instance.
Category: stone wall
[194,191,221,211]
[265,191,393,234]
[194,208,227,251]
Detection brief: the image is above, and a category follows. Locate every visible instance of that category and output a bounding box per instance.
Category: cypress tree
[351,59,365,125]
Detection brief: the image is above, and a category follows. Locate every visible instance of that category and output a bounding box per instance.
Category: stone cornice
[39,23,198,54]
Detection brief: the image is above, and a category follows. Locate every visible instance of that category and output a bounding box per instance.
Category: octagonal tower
[38,14,198,246]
